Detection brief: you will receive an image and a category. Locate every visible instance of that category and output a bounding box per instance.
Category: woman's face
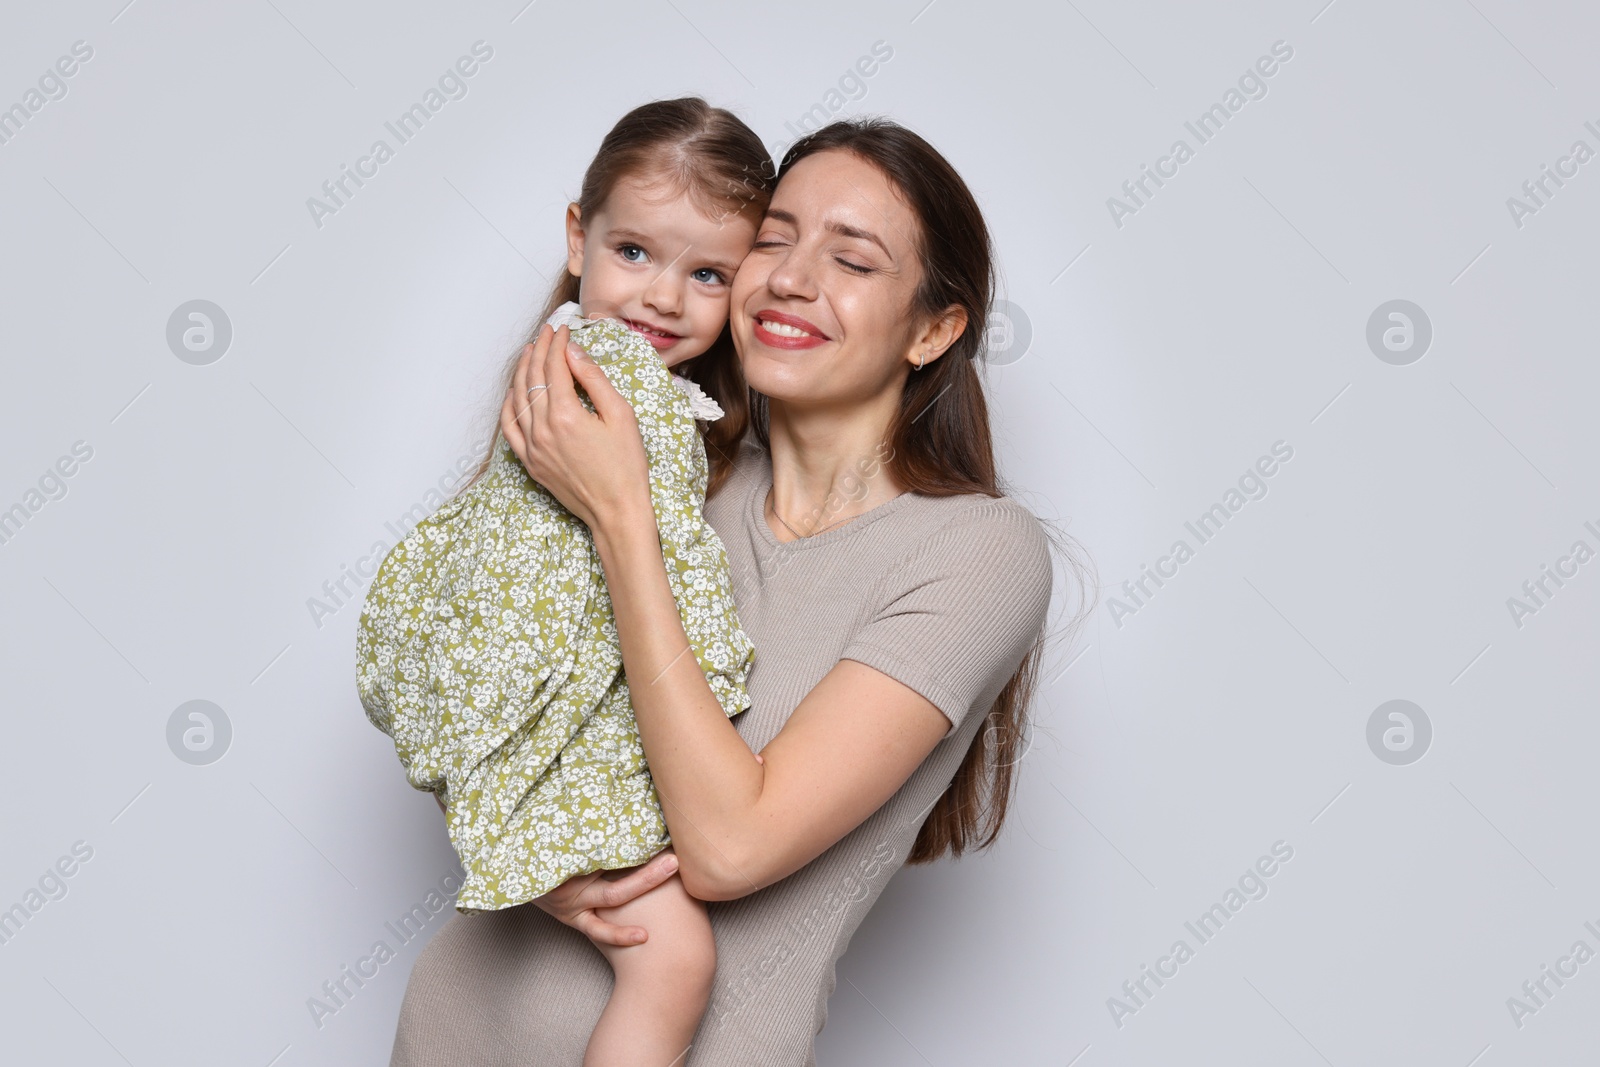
[730,149,930,406]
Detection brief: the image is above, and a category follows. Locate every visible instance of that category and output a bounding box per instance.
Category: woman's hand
[498,323,652,535]
[531,851,681,946]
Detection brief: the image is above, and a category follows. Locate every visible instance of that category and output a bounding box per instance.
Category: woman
[389,117,1084,1066]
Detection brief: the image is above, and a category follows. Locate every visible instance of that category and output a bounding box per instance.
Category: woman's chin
[741,359,810,399]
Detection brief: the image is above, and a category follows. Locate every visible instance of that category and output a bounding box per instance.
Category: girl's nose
[642,272,682,316]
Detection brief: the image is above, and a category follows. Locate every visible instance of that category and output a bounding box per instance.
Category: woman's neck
[764,399,904,539]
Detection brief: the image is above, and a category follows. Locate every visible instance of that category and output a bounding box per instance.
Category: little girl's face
[566,175,758,368]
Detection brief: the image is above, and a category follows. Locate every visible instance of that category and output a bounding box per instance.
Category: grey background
[2,0,1596,1063]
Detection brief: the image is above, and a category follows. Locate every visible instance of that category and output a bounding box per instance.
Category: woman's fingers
[503,326,558,469]
[540,325,581,414]
[497,318,652,531]
[564,852,680,946]
[562,338,638,427]
[590,851,679,909]
[535,871,651,947]
[499,385,525,458]
[530,853,677,947]
[530,324,565,409]
[523,326,572,460]
[516,327,552,422]
[506,345,530,453]
[572,910,649,947]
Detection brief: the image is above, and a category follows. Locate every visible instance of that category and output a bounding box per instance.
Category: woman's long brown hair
[460,96,773,496]
[725,118,1096,864]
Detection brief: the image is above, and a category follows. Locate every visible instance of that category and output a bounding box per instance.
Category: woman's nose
[765,244,817,300]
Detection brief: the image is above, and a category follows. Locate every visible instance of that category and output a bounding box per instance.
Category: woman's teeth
[760,320,810,338]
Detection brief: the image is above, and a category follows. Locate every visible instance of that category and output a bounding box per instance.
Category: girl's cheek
[700,297,731,337]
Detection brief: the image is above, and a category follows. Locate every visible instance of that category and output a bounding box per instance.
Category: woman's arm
[501,327,952,901]
[594,507,950,900]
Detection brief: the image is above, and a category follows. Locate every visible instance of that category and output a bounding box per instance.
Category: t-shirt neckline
[747,449,917,552]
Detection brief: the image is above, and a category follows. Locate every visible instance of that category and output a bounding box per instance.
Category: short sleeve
[840,499,1053,738]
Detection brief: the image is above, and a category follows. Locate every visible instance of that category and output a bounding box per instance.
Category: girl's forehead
[597,181,756,264]
[610,169,762,216]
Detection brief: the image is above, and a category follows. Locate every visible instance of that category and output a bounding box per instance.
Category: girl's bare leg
[583,856,715,1066]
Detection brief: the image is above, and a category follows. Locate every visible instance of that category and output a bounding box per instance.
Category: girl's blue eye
[691,267,726,285]
[619,244,647,263]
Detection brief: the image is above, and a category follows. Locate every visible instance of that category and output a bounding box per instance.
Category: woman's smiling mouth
[753,311,829,350]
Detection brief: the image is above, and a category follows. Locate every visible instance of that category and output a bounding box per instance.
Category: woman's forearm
[591,502,771,899]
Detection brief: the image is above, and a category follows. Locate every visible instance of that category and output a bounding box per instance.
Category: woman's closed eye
[751,237,873,276]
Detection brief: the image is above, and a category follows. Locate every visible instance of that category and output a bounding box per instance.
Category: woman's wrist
[590,492,660,568]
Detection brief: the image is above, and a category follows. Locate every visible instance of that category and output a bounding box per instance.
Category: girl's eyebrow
[691,253,743,277]
[764,208,891,259]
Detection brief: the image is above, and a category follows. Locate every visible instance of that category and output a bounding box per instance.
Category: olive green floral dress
[356,305,753,913]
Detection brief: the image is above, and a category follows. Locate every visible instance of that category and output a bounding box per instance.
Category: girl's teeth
[761,320,809,337]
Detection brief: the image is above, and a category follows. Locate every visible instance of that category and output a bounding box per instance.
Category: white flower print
[356,313,753,912]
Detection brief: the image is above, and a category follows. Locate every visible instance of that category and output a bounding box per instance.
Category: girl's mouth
[622,318,682,351]
[753,311,828,350]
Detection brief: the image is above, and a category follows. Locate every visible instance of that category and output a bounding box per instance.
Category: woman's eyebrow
[827,221,890,258]
[765,208,890,258]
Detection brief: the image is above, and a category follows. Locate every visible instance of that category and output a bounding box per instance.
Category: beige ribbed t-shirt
[389,437,1053,1066]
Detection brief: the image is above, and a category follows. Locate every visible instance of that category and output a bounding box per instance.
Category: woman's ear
[909,305,969,370]
[564,203,585,277]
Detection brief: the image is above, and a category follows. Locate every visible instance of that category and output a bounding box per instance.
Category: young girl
[356,98,772,1065]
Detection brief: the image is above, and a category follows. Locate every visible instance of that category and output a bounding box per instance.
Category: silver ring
[525,384,549,397]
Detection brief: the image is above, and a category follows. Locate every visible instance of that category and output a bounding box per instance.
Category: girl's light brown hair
[463,96,773,495]
[734,117,1096,865]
